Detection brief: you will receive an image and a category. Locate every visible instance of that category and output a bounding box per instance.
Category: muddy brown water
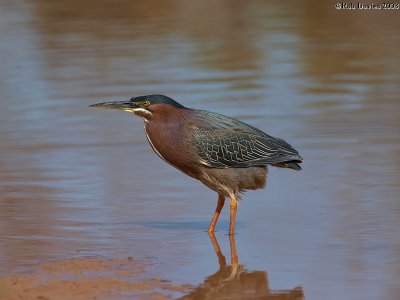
[0,1,399,299]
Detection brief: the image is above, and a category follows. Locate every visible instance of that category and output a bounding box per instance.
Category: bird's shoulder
[188,110,262,134]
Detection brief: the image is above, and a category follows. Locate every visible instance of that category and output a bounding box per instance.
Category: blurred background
[0,1,399,299]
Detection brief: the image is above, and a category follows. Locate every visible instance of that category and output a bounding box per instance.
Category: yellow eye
[143,100,150,107]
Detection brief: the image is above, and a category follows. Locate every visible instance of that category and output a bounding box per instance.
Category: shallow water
[1,1,399,299]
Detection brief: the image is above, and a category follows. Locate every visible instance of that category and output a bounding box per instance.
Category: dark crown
[130,94,186,109]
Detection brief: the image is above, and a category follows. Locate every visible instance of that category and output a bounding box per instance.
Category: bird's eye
[143,100,150,107]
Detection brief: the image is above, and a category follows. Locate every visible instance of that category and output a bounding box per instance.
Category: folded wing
[190,111,303,169]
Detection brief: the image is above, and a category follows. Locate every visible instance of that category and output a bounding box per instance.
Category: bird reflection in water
[179,233,304,300]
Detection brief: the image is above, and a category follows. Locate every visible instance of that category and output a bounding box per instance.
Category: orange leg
[228,232,239,279]
[229,232,238,266]
[208,194,225,233]
[228,195,238,235]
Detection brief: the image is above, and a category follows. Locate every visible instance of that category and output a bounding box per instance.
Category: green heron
[90,94,302,235]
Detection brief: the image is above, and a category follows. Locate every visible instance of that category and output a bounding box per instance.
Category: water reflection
[179,234,304,300]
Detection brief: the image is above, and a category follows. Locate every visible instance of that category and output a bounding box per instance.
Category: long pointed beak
[90,100,137,111]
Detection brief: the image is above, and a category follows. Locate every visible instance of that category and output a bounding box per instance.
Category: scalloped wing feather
[190,111,303,169]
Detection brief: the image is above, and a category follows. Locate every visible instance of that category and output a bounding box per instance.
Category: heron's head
[90,94,186,122]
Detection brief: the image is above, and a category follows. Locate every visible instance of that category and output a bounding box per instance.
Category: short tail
[273,160,302,171]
